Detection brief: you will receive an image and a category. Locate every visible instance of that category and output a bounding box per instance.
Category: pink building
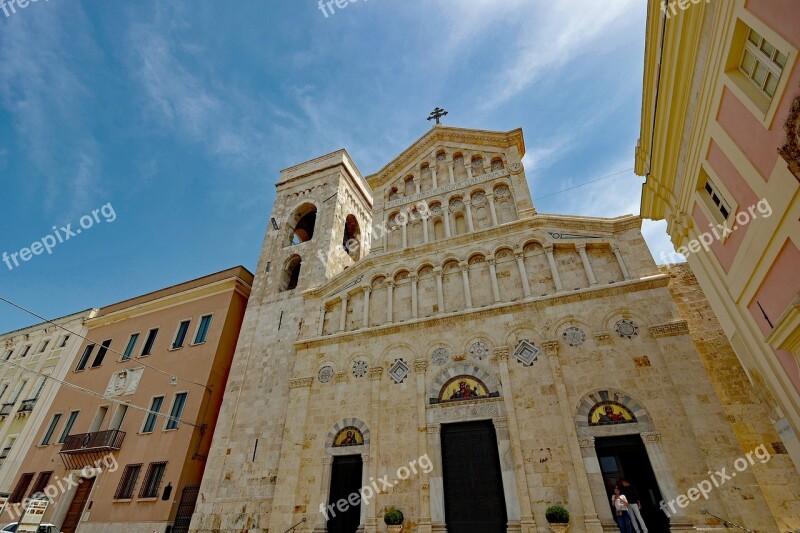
[636,0,800,468]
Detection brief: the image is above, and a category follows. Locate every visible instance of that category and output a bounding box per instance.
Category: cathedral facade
[190,126,796,533]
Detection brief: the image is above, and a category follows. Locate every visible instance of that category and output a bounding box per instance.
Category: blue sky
[0,0,678,331]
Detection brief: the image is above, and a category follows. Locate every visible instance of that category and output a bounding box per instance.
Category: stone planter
[387,526,403,533]
[548,523,569,533]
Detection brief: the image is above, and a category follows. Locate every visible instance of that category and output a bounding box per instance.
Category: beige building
[0,310,98,492]
[191,126,798,533]
[5,267,253,533]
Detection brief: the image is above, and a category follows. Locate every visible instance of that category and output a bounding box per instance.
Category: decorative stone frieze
[649,320,690,338]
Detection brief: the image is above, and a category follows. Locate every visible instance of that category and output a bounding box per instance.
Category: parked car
[1,524,60,533]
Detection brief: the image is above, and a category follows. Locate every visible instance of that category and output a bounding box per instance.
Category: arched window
[404,176,415,196]
[281,255,302,291]
[342,214,361,261]
[289,204,317,245]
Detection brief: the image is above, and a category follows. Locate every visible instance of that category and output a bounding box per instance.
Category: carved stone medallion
[563,327,586,347]
[614,319,639,339]
[318,365,334,384]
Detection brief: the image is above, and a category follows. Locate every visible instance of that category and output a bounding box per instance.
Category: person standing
[621,478,648,533]
[611,485,633,533]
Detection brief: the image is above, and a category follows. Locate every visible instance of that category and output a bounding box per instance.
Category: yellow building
[0,309,98,491]
[636,0,800,468]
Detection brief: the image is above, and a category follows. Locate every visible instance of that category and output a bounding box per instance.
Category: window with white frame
[193,315,212,344]
[37,340,49,353]
[699,171,733,224]
[165,392,187,430]
[172,320,191,349]
[739,28,788,99]
[122,333,139,361]
[41,413,62,445]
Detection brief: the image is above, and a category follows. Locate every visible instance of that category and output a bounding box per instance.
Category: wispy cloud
[434,0,641,110]
[0,4,103,215]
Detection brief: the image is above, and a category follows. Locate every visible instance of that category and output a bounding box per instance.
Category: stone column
[423,216,430,244]
[271,377,314,533]
[339,294,349,332]
[431,156,439,189]
[466,159,474,181]
[576,244,597,286]
[488,257,501,303]
[411,274,419,319]
[367,367,383,532]
[318,306,327,336]
[313,456,335,532]
[514,252,532,298]
[579,436,615,525]
[494,348,536,532]
[386,281,394,324]
[640,431,686,520]
[414,361,432,533]
[487,195,499,226]
[543,341,603,533]
[447,157,455,185]
[415,175,421,195]
[434,267,444,314]
[460,262,473,309]
[362,286,371,329]
[426,424,447,530]
[464,200,475,233]
[545,245,564,291]
[401,221,408,249]
[493,417,522,531]
[443,207,452,238]
[611,244,631,280]
[382,212,389,251]
[359,453,371,532]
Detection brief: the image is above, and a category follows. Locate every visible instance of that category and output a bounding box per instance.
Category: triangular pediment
[366,125,525,191]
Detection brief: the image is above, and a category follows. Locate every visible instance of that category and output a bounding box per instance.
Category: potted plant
[545,504,570,533]
[383,508,404,532]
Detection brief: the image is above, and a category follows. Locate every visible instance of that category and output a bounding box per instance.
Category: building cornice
[295,275,670,350]
[0,309,98,343]
[87,276,252,329]
[366,126,525,190]
[304,214,642,300]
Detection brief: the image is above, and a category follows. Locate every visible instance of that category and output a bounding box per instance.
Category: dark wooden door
[595,436,670,533]
[327,455,362,533]
[441,420,507,533]
[60,476,95,533]
[172,484,200,533]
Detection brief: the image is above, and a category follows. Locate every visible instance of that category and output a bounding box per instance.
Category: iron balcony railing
[18,398,36,413]
[0,403,14,416]
[60,429,126,454]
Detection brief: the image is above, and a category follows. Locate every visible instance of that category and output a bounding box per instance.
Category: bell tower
[256,149,373,301]
[190,150,372,532]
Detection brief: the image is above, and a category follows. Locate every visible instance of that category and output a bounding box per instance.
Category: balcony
[18,398,36,413]
[59,430,125,470]
[0,403,14,416]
